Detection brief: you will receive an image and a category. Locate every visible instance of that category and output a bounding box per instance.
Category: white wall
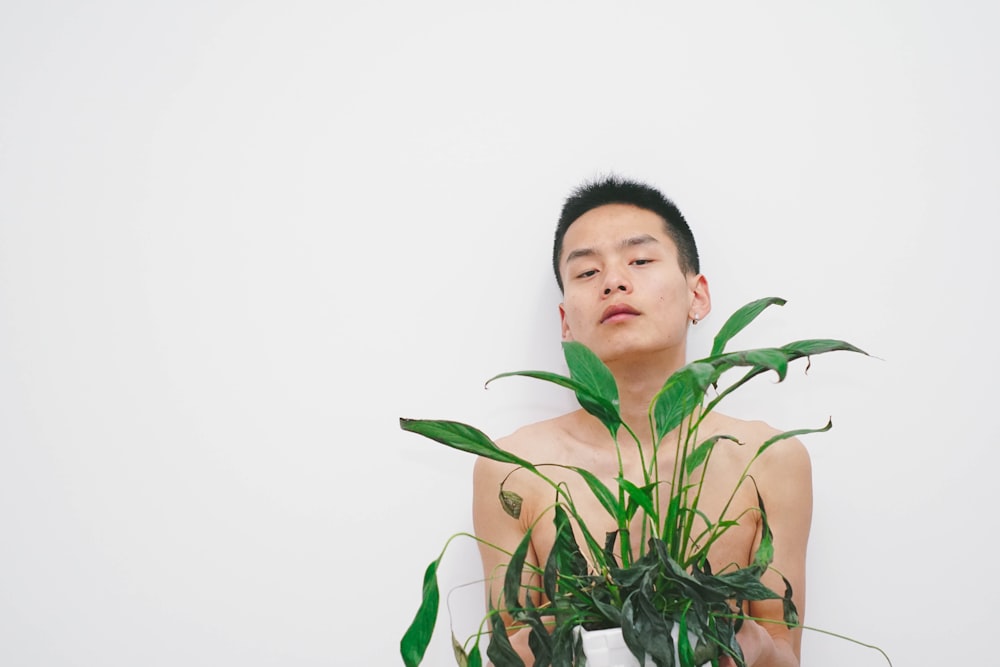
[1,2,996,665]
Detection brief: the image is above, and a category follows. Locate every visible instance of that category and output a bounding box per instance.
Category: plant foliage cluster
[399,298,871,667]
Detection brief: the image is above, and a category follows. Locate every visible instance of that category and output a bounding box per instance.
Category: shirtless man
[472,176,811,667]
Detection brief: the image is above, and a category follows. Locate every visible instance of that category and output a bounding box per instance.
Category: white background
[1,2,997,665]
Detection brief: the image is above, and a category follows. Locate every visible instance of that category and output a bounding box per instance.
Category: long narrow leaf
[467,643,483,667]
[677,605,694,667]
[749,490,773,576]
[780,574,799,626]
[400,419,537,471]
[685,434,742,476]
[486,607,526,667]
[543,505,588,602]
[503,529,534,620]
[487,368,621,435]
[400,559,441,667]
[780,338,868,358]
[711,297,787,356]
[754,419,833,460]
[567,467,623,523]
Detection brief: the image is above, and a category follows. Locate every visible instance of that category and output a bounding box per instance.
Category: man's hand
[718,619,777,667]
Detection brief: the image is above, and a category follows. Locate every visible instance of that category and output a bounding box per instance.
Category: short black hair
[552,175,700,292]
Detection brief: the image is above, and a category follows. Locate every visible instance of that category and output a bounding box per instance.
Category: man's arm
[472,453,540,664]
[732,433,813,667]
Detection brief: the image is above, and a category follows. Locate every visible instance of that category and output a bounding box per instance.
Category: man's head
[552,176,700,292]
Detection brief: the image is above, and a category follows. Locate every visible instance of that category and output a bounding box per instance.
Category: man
[472,176,811,666]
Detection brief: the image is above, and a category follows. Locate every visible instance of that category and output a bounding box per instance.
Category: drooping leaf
[710,297,787,357]
[503,528,534,620]
[400,419,536,471]
[522,610,554,667]
[754,419,833,460]
[486,607,526,667]
[499,490,523,519]
[781,574,799,626]
[622,591,676,667]
[552,623,579,667]
[488,339,622,437]
[650,541,725,603]
[487,365,622,436]
[701,338,868,401]
[452,633,469,667]
[711,568,782,601]
[749,490,773,576]
[544,505,588,602]
[704,347,790,383]
[400,559,441,667]
[592,595,624,627]
[780,338,868,359]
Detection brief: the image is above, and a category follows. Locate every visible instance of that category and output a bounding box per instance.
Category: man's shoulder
[707,412,811,468]
[472,412,579,472]
[500,412,574,446]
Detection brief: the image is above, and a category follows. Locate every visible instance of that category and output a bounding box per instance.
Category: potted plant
[399,297,889,667]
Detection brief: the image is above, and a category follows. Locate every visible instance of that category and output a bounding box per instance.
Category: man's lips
[600,304,640,323]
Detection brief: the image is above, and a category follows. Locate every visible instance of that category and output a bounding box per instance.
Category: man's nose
[602,268,631,296]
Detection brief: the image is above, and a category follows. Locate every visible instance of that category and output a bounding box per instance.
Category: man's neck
[605,347,688,448]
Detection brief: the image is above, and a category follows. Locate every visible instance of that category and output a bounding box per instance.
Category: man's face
[558,204,709,364]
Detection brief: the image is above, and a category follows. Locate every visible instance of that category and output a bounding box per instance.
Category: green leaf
[781,574,799,626]
[619,477,658,524]
[701,338,868,395]
[564,341,623,435]
[567,467,623,523]
[503,528,534,620]
[652,362,716,442]
[562,341,619,401]
[400,419,536,471]
[487,366,622,436]
[710,297,787,356]
[749,490,773,576]
[704,347,789,383]
[486,607,525,667]
[684,434,742,476]
[400,559,440,667]
[712,568,782,601]
[543,505,588,602]
[467,644,483,667]
[755,419,833,460]
[780,338,868,358]
[523,610,554,666]
[622,591,675,666]
[677,606,694,667]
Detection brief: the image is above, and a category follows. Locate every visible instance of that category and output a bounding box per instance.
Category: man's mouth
[600,304,640,323]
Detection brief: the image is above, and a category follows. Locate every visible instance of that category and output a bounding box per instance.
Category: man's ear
[690,274,711,320]
[559,303,574,341]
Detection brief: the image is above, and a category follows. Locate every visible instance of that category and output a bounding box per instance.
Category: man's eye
[577,269,598,279]
[632,259,652,266]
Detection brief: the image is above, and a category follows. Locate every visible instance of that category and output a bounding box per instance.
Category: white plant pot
[576,625,700,667]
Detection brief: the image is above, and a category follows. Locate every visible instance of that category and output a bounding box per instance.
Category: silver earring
[692,315,700,325]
